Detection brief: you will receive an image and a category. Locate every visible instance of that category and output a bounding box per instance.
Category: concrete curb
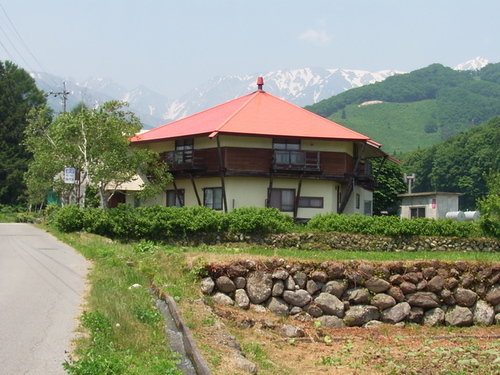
[163,295,212,375]
[152,284,212,375]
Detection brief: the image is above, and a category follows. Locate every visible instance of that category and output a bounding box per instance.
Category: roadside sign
[64,168,76,184]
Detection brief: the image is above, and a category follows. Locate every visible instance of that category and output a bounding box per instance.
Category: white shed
[398,192,462,220]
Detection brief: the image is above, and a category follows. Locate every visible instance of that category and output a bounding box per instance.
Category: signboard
[431,199,437,209]
[64,168,76,184]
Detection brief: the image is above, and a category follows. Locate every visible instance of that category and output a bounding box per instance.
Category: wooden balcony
[272,150,321,173]
[162,150,207,172]
[356,160,373,179]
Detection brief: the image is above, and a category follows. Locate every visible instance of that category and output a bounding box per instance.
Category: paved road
[0,224,89,374]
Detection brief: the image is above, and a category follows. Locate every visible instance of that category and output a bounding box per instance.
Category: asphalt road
[0,223,89,374]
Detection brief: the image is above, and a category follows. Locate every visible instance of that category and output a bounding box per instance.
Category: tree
[477,172,500,238]
[402,116,500,210]
[25,101,171,208]
[373,158,407,215]
[0,61,46,205]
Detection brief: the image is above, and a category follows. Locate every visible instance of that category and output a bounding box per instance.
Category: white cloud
[298,28,333,46]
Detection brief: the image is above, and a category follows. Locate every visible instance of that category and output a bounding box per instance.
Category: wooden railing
[162,150,207,171]
[272,150,321,172]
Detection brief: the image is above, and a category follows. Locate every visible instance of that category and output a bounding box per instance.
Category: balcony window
[175,139,193,150]
[204,187,222,210]
[273,138,300,150]
[174,139,193,164]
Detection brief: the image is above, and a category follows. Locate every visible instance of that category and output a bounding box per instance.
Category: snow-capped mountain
[454,56,490,71]
[164,68,403,122]
[31,57,491,129]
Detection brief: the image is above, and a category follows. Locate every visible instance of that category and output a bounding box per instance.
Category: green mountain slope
[401,116,500,210]
[306,63,500,154]
[330,100,441,155]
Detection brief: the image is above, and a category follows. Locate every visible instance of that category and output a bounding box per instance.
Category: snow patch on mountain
[32,57,493,129]
[454,56,490,71]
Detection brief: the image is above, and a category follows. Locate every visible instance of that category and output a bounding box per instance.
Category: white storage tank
[464,211,481,222]
[445,211,466,221]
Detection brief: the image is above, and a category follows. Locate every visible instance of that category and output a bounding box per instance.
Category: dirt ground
[180,298,500,375]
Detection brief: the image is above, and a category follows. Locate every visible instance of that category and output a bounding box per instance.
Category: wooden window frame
[166,189,184,207]
[269,188,295,212]
[203,187,223,210]
[297,196,324,208]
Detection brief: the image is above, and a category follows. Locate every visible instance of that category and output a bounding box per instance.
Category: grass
[53,231,185,375]
[49,228,500,375]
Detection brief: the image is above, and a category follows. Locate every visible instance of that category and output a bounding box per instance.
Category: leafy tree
[479,62,500,85]
[477,172,500,238]
[25,101,171,208]
[0,61,46,205]
[402,116,500,210]
[372,158,407,215]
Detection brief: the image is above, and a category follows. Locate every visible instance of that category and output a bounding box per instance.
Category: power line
[0,1,59,87]
[0,1,70,112]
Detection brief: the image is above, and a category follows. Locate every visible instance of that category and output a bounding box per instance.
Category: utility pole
[46,81,70,112]
[404,173,415,194]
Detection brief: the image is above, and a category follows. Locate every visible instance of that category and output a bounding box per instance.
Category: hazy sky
[1,0,499,98]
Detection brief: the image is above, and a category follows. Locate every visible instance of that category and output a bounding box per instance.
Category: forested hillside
[305,63,500,154]
[401,116,500,210]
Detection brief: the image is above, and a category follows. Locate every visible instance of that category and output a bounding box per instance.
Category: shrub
[44,203,60,224]
[52,204,84,232]
[307,213,480,238]
[224,206,294,235]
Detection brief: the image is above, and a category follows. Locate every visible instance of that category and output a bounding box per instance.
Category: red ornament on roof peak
[257,77,264,91]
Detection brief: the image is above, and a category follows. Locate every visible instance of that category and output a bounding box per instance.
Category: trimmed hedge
[51,205,489,242]
[306,213,481,238]
[51,204,292,240]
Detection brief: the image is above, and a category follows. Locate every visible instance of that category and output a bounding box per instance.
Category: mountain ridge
[31,57,490,129]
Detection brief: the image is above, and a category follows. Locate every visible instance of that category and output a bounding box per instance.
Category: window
[175,139,193,150]
[356,194,360,209]
[174,139,194,164]
[134,196,141,208]
[364,200,372,216]
[410,207,426,218]
[166,189,184,207]
[297,197,324,208]
[273,139,304,165]
[204,187,222,210]
[273,138,300,150]
[269,189,295,212]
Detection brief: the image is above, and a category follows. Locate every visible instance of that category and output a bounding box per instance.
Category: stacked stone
[201,262,500,328]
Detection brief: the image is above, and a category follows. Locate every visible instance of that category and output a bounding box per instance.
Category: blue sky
[1,0,499,98]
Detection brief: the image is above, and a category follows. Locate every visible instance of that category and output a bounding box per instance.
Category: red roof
[131,87,385,155]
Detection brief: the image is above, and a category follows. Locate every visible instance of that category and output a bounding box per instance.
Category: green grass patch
[49,227,500,375]
[52,230,184,375]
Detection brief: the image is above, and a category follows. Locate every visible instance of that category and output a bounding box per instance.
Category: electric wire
[0,1,62,89]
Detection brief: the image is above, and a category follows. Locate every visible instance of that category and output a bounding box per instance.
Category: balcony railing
[162,150,207,172]
[356,160,372,178]
[272,150,321,172]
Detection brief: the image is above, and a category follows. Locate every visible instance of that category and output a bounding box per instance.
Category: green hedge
[51,204,292,240]
[306,213,481,238]
[51,205,488,241]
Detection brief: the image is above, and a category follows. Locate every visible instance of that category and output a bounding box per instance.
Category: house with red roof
[125,78,390,219]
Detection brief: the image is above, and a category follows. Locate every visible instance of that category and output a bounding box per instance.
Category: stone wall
[183,232,500,252]
[200,259,500,328]
[260,233,499,252]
